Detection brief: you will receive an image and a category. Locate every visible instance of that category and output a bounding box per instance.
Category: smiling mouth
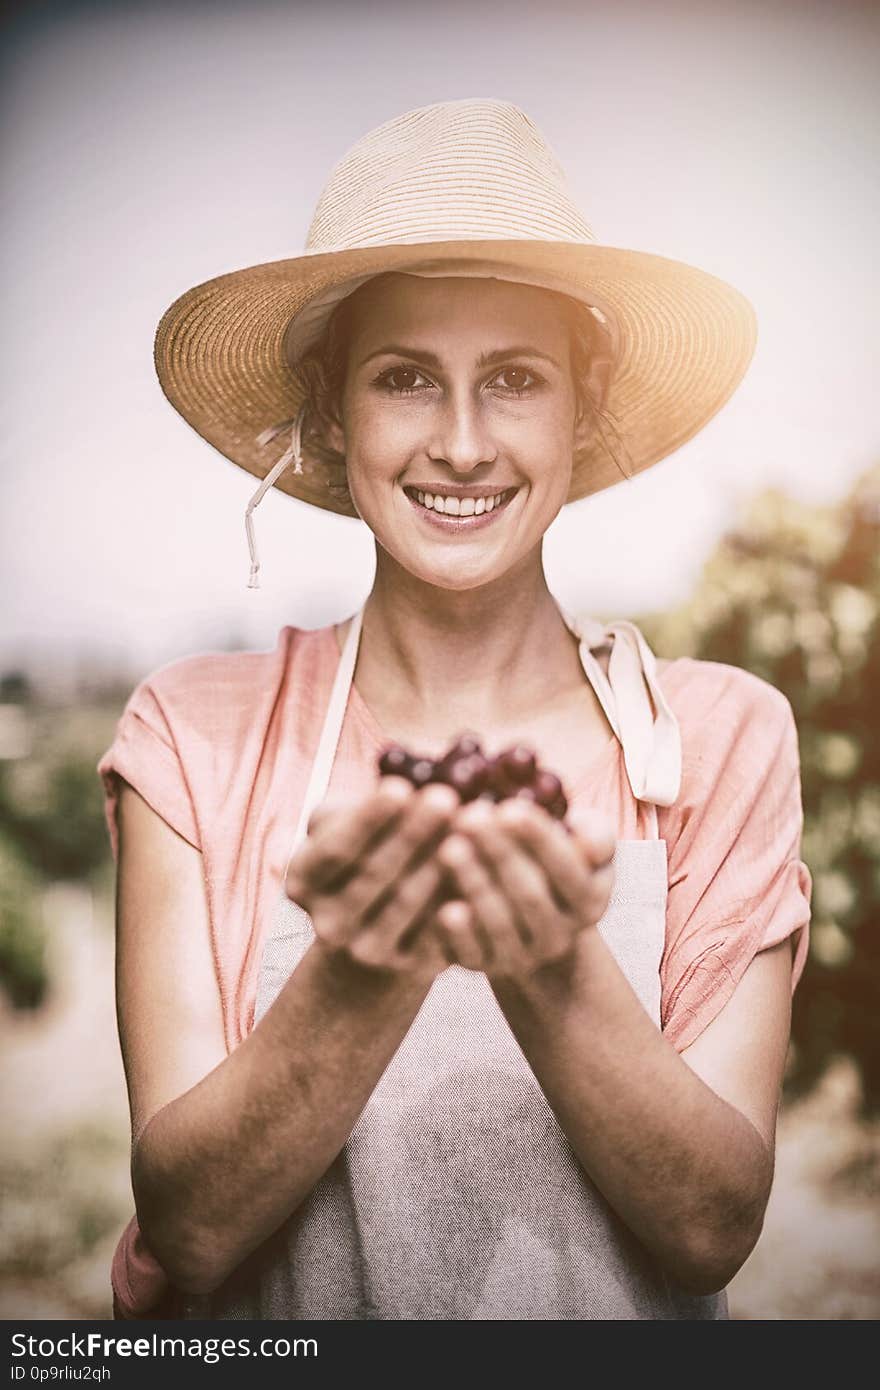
[402,486,519,518]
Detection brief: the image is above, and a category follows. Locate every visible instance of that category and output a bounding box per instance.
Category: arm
[489,931,791,1295]
[117,777,455,1296]
[436,798,793,1295]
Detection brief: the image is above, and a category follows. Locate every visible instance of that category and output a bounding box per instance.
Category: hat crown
[305,98,595,252]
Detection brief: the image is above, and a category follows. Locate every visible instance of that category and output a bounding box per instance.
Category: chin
[412,563,501,592]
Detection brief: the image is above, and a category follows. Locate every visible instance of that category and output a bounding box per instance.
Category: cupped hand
[283,777,461,984]
[432,797,616,981]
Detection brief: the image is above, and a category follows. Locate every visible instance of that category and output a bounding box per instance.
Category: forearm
[490,929,773,1294]
[132,942,433,1295]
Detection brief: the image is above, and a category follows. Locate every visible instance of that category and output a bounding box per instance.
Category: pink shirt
[97,621,812,1318]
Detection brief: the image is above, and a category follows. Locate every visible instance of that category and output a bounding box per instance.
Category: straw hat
[153,97,756,583]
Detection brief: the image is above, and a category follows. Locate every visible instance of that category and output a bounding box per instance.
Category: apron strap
[282,603,365,882]
[555,603,682,816]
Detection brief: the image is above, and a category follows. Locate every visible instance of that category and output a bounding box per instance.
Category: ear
[573,355,614,451]
[324,417,346,455]
[573,409,592,453]
[586,354,613,416]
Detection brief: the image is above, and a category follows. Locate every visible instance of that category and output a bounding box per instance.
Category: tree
[639,464,880,1110]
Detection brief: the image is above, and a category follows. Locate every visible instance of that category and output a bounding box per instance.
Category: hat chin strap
[246,405,307,589]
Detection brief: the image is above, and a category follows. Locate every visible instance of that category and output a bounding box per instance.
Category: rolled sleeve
[111,1216,172,1320]
[661,674,812,1052]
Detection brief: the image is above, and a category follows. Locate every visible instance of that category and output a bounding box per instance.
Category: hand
[433,797,616,982]
[284,776,460,985]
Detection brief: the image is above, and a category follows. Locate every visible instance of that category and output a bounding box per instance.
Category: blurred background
[1,0,878,1320]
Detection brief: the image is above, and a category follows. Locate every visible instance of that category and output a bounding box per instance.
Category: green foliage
[0,830,48,1009]
[0,709,116,883]
[640,464,880,1111]
[0,702,120,1009]
[0,672,32,703]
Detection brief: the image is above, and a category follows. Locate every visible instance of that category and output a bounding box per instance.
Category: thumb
[565,806,616,869]
[306,796,348,837]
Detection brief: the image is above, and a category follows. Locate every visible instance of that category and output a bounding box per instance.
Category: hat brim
[154,238,757,519]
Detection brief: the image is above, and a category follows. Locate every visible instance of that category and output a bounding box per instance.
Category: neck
[349,545,587,742]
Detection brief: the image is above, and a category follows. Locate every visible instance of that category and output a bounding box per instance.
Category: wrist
[489,926,604,1004]
[309,936,437,1004]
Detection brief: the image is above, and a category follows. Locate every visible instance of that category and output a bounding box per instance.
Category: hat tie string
[246,405,307,589]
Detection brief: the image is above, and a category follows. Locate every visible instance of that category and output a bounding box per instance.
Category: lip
[403,486,519,532]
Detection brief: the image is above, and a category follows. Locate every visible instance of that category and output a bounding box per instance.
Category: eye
[492,366,541,395]
[374,366,433,395]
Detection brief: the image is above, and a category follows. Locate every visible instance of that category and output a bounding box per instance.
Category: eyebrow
[357,344,563,370]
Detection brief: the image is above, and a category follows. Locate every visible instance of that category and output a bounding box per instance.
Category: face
[324,274,589,592]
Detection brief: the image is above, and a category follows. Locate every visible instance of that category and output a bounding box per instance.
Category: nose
[426,385,498,474]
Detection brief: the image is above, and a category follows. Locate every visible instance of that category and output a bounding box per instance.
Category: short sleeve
[660,669,812,1052]
[111,1216,171,1319]
[97,670,201,862]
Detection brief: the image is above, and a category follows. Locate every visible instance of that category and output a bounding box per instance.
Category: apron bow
[555,605,682,808]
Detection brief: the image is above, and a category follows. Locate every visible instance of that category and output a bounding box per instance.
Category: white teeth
[413,489,508,514]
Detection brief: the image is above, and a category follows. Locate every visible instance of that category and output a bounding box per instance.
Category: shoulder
[133,625,306,691]
[656,655,797,794]
[98,626,330,853]
[657,654,792,719]
[128,626,320,717]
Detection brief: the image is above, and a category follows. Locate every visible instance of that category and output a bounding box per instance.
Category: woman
[98,98,812,1320]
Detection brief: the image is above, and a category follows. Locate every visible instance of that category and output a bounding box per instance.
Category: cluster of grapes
[377,732,568,820]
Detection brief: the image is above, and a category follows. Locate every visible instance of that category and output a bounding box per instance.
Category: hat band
[283,255,620,366]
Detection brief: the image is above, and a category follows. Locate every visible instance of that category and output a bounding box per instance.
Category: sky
[1,0,877,686]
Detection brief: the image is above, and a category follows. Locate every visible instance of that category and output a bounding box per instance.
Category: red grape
[409,759,435,788]
[376,736,569,821]
[499,745,537,785]
[447,754,490,802]
[378,744,411,778]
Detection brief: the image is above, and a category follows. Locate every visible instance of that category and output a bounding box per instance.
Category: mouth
[402,485,519,531]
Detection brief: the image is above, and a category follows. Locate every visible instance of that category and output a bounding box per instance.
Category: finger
[343,849,449,966]
[580,859,616,926]
[361,871,457,978]
[502,799,616,927]
[494,798,599,915]
[386,881,458,976]
[564,806,617,870]
[341,782,460,923]
[433,898,486,972]
[453,802,571,958]
[437,828,530,977]
[305,795,349,837]
[285,776,412,901]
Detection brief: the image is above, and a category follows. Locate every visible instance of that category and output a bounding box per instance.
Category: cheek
[344,400,413,474]
[526,414,575,491]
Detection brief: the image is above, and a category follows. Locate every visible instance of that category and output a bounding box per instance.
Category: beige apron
[182,603,728,1320]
